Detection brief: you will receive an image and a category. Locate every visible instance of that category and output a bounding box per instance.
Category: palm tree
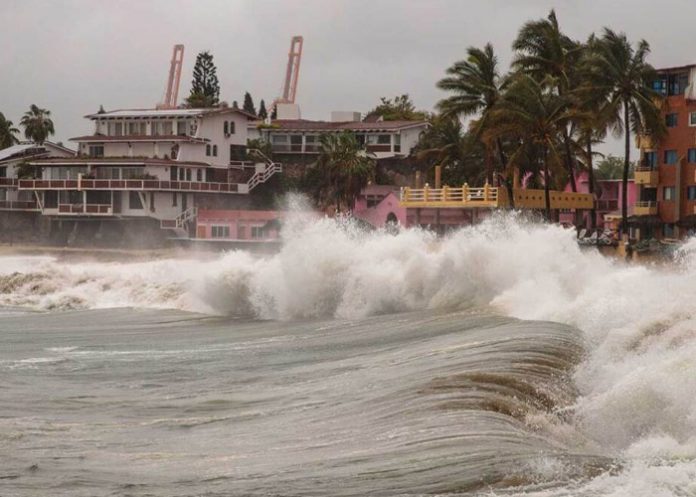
[487,75,576,220]
[307,131,375,212]
[414,115,487,186]
[512,9,584,192]
[20,105,55,144]
[436,43,506,184]
[0,112,20,149]
[583,29,665,232]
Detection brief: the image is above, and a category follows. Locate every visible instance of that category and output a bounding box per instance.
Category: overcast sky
[2,0,692,155]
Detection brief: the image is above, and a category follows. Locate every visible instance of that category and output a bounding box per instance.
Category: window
[689,149,696,163]
[664,186,676,200]
[394,134,401,153]
[185,168,192,181]
[206,144,211,156]
[228,121,235,134]
[666,113,678,127]
[664,150,678,165]
[377,134,391,145]
[170,166,177,181]
[224,121,229,135]
[129,191,143,209]
[176,120,188,136]
[688,186,696,200]
[179,168,185,181]
[172,193,177,207]
[196,169,202,182]
[213,145,218,157]
[690,112,696,126]
[663,223,676,238]
[644,151,657,168]
[0,166,6,178]
[88,145,104,158]
[211,225,230,238]
[251,226,264,239]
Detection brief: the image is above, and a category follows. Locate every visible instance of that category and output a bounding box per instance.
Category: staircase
[242,149,282,193]
[160,206,198,238]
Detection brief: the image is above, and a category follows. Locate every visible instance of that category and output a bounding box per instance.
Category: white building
[0,107,282,238]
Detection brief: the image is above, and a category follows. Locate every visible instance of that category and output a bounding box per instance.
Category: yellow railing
[400,184,594,210]
[401,184,499,207]
[634,201,658,216]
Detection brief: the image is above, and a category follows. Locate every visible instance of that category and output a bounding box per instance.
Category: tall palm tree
[583,29,665,232]
[307,131,375,212]
[487,75,576,220]
[512,9,584,192]
[20,105,55,144]
[436,43,506,184]
[0,112,20,149]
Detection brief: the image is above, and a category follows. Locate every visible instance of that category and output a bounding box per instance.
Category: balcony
[56,203,113,216]
[0,178,18,187]
[18,178,240,194]
[635,167,659,186]
[0,200,39,211]
[596,199,619,211]
[634,201,658,216]
[636,135,655,149]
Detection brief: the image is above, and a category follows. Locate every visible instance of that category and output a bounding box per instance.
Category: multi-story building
[0,107,282,244]
[634,63,696,239]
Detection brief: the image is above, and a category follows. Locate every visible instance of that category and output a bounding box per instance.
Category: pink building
[195,209,281,242]
[559,172,637,230]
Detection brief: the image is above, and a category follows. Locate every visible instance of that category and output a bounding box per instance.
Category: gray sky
[1,0,691,155]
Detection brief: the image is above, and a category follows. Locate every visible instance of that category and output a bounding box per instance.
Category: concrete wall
[179,113,249,166]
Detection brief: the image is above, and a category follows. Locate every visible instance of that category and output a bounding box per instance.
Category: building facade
[634,63,696,239]
[0,107,283,244]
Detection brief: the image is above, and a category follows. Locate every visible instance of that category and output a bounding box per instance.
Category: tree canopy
[243,92,257,115]
[0,112,20,149]
[186,51,220,108]
[20,105,55,144]
[365,95,429,121]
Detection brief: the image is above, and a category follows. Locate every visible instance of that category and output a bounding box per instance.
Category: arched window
[206,144,211,156]
[223,121,229,135]
[213,145,218,157]
[229,121,236,134]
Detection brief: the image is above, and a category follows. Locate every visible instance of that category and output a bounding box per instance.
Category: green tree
[186,51,220,108]
[437,43,507,184]
[20,105,55,144]
[243,92,256,115]
[258,99,268,119]
[365,94,429,121]
[414,115,486,186]
[488,75,576,220]
[305,131,375,211]
[512,10,583,192]
[595,154,632,180]
[0,112,20,149]
[583,29,665,231]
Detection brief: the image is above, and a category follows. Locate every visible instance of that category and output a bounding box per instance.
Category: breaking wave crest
[5,211,696,494]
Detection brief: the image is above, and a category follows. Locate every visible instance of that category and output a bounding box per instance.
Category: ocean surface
[3,214,696,496]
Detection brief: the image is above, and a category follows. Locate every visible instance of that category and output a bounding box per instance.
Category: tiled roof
[265,119,429,132]
[69,134,208,143]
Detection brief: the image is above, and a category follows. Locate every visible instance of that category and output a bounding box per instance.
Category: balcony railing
[635,166,659,186]
[634,201,658,216]
[596,199,619,211]
[0,178,18,187]
[18,179,240,194]
[56,203,113,215]
[0,200,39,211]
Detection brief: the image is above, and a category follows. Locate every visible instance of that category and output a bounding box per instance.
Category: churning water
[2,213,696,496]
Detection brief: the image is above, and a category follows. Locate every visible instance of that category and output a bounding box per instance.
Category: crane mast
[157,44,185,109]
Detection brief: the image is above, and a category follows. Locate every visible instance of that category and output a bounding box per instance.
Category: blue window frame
[688,186,696,200]
[666,113,678,127]
[689,149,696,163]
[664,150,678,165]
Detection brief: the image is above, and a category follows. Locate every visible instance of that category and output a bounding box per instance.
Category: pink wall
[559,172,636,228]
[196,209,281,240]
[353,191,407,228]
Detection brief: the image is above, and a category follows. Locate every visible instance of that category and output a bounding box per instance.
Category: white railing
[244,149,282,192]
[635,201,657,208]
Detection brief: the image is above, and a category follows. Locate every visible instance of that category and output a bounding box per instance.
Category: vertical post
[424,183,430,202]
[463,183,469,203]
[484,182,490,202]
[442,185,449,202]
[434,165,442,189]
[415,171,422,189]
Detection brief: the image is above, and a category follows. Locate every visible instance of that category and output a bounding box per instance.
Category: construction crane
[268,36,303,119]
[156,44,185,109]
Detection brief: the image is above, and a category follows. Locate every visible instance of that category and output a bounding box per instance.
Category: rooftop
[265,119,429,132]
[85,107,258,120]
[0,141,76,163]
[30,157,211,167]
[69,134,208,143]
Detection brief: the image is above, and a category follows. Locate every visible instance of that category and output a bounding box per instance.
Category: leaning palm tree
[0,112,20,149]
[309,131,375,212]
[436,43,507,184]
[487,75,576,220]
[20,105,55,144]
[512,9,584,192]
[583,29,665,232]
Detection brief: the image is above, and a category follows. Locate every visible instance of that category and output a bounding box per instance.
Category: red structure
[634,64,696,239]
